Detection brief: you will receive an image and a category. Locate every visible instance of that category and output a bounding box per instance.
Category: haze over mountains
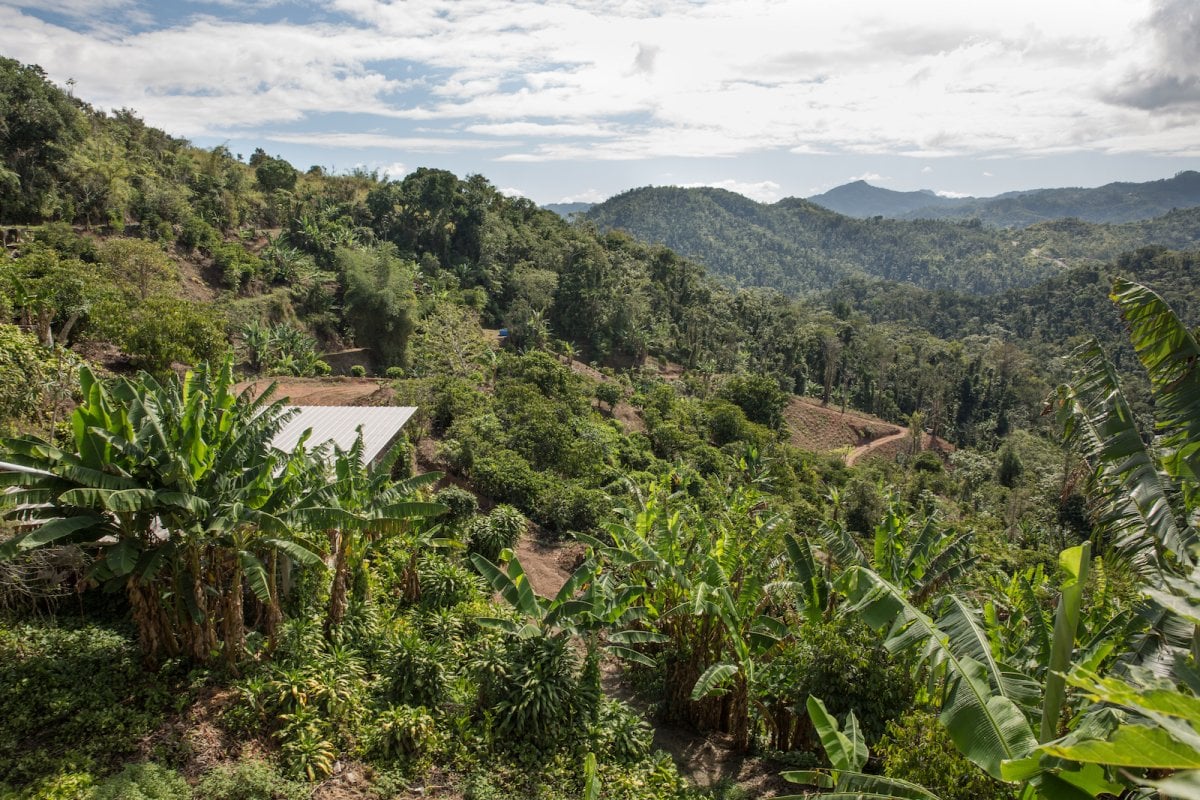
[550,171,1200,228]
[807,171,1200,227]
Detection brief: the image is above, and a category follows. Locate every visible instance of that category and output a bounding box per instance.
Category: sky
[1,0,1198,205]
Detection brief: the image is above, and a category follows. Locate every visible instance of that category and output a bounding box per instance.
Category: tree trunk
[127,576,161,670]
[223,554,245,671]
[188,545,215,662]
[326,529,350,632]
[401,550,421,605]
[55,311,81,347]
[265,550,283,647]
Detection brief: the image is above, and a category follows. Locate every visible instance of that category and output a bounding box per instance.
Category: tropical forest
[3,54,1200,800]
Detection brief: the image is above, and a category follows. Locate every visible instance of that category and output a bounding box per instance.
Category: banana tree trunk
[729,676,751,751]
[127,575,162,670]
[188,545,215,662]
[401,550,421,605]
[265,550,283,647]
[326,529,350,631]
[223,553,245,671]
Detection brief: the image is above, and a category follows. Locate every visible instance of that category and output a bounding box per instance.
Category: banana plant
[582,476,792,750]
[1053,279,1200,678]
[818,496,977,606]
[838,542,1094,790]
[1005,564,1200,797]
[779,696,944,800]
[1,359,325,666]
[1054,279,1198,580]
[468,550,667,664]
[777,532,833,624]
[289,433,446,630]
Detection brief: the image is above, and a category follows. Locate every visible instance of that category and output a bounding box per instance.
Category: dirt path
[845,427,911,466]
[599,659,792,796]
[562,357,646,434]
[511,533,584,597]
[234,377,392,406]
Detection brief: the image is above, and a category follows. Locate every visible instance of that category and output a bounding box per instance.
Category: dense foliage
[3,57,1200,800]
[585,185,1200,295]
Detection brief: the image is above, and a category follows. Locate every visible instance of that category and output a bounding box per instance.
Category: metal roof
[272,406,417,465]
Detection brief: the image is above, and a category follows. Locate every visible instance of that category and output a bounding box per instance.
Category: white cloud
[2,0,1189,165]
[379,161,408,179]
[464,121,622,138]
[982,171,995,177]
[935,189,971,198]
[498,186,527,197]
[558,189,608,203]
[921,166,934,173]
[264,132,511,152]
[680,179,783,202]
[849,172,889,183]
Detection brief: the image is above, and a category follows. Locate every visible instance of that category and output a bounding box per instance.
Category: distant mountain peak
[807,181,959,218]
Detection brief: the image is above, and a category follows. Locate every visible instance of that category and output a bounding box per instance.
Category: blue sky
[2,0,1198,204]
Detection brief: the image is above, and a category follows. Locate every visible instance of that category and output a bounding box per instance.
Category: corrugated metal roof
[272,406,417,465]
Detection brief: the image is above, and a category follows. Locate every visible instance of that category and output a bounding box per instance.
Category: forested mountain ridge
[809,170,1200,226]
[807,180,960,218]
[584,184,1200,296]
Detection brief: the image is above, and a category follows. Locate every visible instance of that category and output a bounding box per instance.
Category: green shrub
[0,324,52,429]
[997,444,1023,488]
[595,381,622,409]
[477,634,588,751]
[368,704,437,760]
[433,486,479,525]
[385,366,405,379]
[590,700,653,763]
[718,373,787,429]
[467,505,526,561]
[350,364,367,378]
[176,215,219,252]
[90,763,189,800]
[535,481,609,535]
[705,398,754,446]
[89,295,226,375]
[877,710,1017,800]
[195,757,308,800]
[757,617,913,750]
[912,451,944,473]
[212,242,264,288]
[311,359,331,376]
[471,449,544,509]
[0,624,179,789]
[276,719,335,782]
[843,476,886,536]
[429,376,489,433]
[496,350,576,397]
[419,554,485,608]
[383,633,448,709]
[16,770,95,800]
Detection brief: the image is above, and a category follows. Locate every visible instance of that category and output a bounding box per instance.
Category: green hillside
[896,170,1200,226]
[5,56,1200,800]
[585,184,1200,295]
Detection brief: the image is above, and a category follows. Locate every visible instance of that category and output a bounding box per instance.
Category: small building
[272,406,417,466]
